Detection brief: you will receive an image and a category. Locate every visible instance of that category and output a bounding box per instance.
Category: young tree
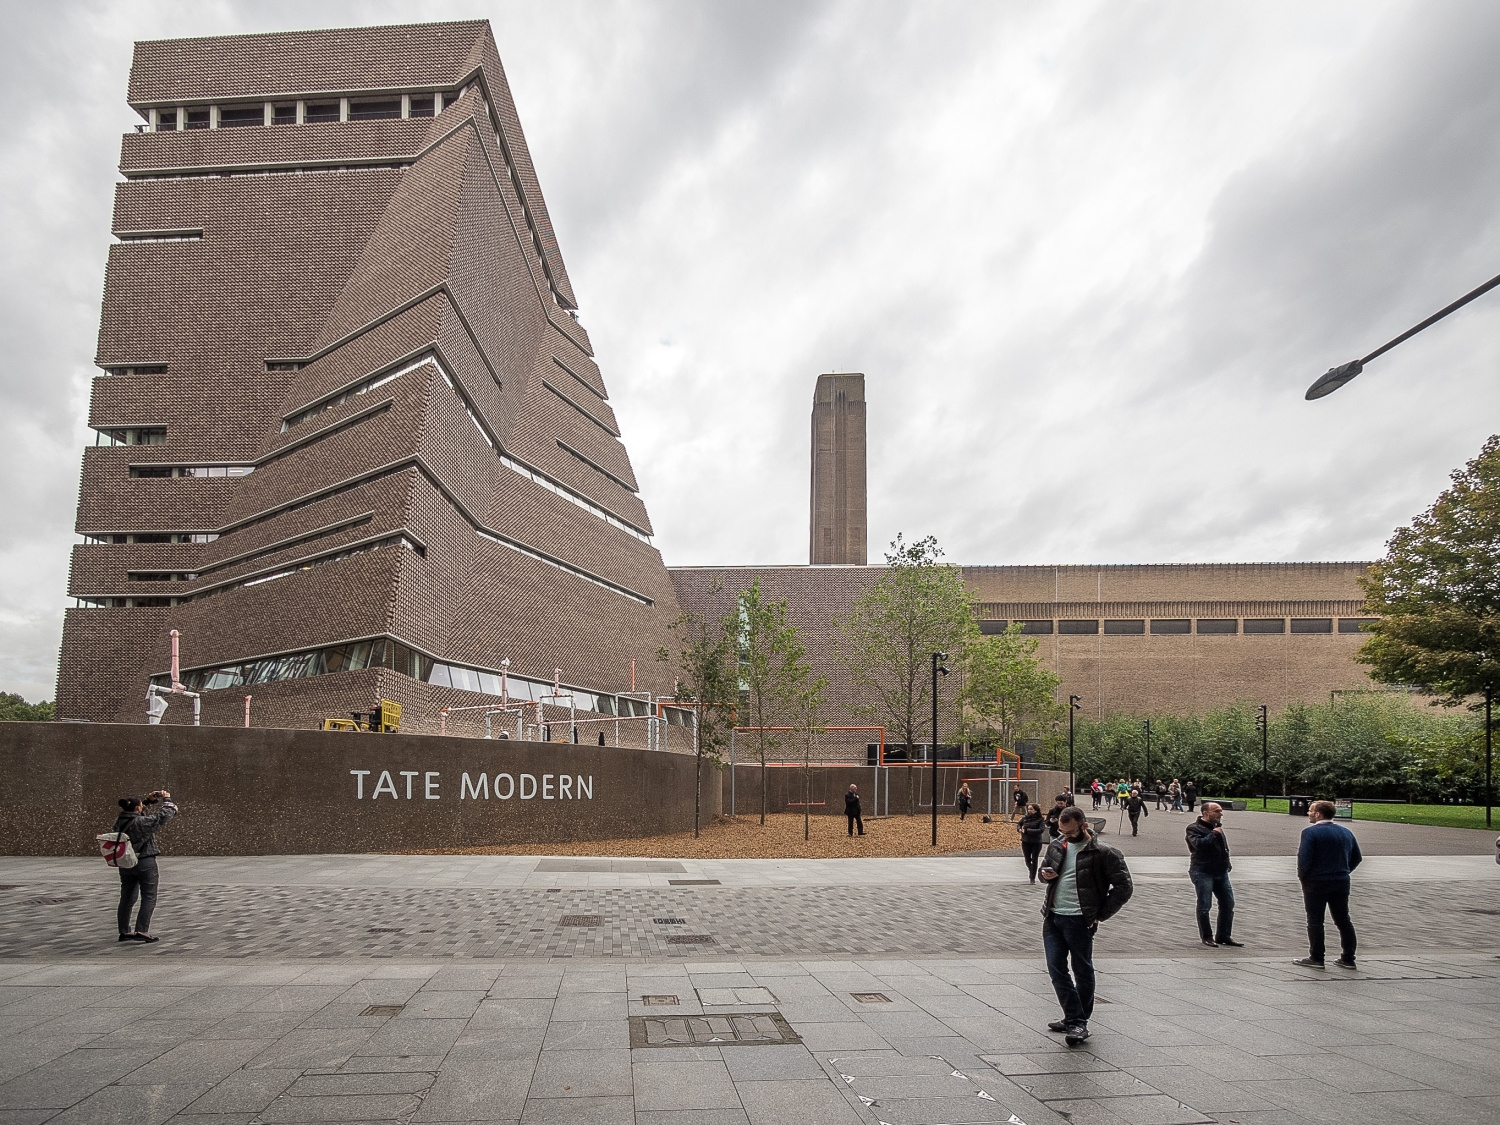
[791,676,829,842]
[1357,434,1500,825]
[961,623,1063,754]
[658,606,736,838]
[836,534,978,814]
[733,580,811,825]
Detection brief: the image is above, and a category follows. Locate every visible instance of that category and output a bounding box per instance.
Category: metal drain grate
[851,992,891,1003]
[641,995,680,1006]
[360,1004,404,1017]
[559,915,602,927]
[668,879,720,885]
[653,917,687,925]
[631,1012,800,1048]
[667,934,715,945]
[368,927,402,933]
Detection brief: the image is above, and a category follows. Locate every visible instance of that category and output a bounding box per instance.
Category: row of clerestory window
[84,532,218,545]
[95,427,166,446]
[980,618,1377,636]
[129,464,253,478]
[145,89,467,132]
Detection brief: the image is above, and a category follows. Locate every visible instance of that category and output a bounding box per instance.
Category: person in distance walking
[1294,800,1361,969]
[1124,789,1148,836]
[1019,803,1047,883]
[1186,802,1241,948]
[844,783,864,836]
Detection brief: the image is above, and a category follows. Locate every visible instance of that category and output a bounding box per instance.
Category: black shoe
[1065,1025,1090,1046]
[1047,1020,1070,1033]
[1335,957,1356,969]
[1201,939,1218,948]
[131,933,160,944]
[117,933,133,942]
[1217,938,1244,948]
[1292,956,1324,968]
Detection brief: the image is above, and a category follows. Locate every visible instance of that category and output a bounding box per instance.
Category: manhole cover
[653,918,687,925]
[668,879,720,885]
[630,1012,799,1048]
[368,927,402,933]
[545,888,561,893]
[642,995,680,1006]
[667,934,715,945]
[360,1004,404,1017]
[851,992,891,1003]
[560,915,602,927]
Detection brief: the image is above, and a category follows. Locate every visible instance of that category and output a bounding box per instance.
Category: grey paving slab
[518,1095,634,1124]
[733,1078,866,1125]
[632,1058,740,1110]
[410,1058,529,1122]
[526,1049,631,1098]
[180,1068,300,1113]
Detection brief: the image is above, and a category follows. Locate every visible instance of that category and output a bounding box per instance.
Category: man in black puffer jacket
[1186,802,1240,948]
[1039,806,1133,1046]
[112,791,178,943]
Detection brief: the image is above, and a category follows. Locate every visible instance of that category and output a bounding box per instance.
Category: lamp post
[1068,695,1082,795]
[931,651,949,847]
[1255,705,1269,811]
[1306,269,1500,400]
[1142,719,1151,787]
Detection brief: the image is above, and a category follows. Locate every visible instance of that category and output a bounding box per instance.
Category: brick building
[59,22,688,740]
[58,20,1380,739]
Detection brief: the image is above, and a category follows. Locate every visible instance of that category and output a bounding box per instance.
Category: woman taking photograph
[1019,803,1047,883]
[112,790,179,943]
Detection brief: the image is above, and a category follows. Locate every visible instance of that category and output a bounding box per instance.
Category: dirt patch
[407,812,1022,859]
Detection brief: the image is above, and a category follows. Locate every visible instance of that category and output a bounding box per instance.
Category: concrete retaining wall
[0,722,713,855]
[720,761,1072,818]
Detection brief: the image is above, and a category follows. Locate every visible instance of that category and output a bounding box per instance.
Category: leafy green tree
[658,606,737,838]
[0,693,53,722]
[961,623,1063,754]
[1357,433,1500,823]
[836,534,978,814]
[733,580,812,825]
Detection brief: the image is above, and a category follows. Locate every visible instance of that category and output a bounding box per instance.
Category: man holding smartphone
[1039,805,1133,1046]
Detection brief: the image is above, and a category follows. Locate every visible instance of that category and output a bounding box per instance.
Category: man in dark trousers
[1186,802,1241,948]
[1039,806,1133,1047]
[1295,799,1362,968]
[1182,780,1198,813]
[845,784,864,836]
[1124,789,1148,836]
[1044,793,1070,839]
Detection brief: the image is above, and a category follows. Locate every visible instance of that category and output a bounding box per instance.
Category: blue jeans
[1190,869,1234,943]
[1042,913,1095,1028]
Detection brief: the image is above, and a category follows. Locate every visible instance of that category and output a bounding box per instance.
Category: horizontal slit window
[1291,618,1333,634]
[1103,620,1145,635]
[556,440,637,493]
[1196,619,1238,634]
[96,427,166,446]
[304,101,340,123]
[1244,618,1286,634]
[184,108,210,130]
[1018,620,1053,635]
[350,98,402,120]
[1150,619,1190,635]
[408,94,436,118]
[978,620,1009,636]
[1058,620,1099,635]
[217,105,263,128]
[1338,618,1378,634]
[272,104,297,125]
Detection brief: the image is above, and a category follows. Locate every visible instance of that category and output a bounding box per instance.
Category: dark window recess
[1019,620,1053,635]
[1196,619,1238,635]
[131,533,172,544]
[103,364,168,376]
[304,101,340,123]
[272,104,297,125]
[184,107,210,130]
[1291,618,1333,634]
[1338,618,1378,634]
[265,361,303,371]
[129,465,173,478]
[1244,618,1286,634]
[408,94,435,118]
[218,104,263,128]
[96,427,166,447]
[978,620,1009,636]
[127,571,196,583]
[350,98,402,120]
[1103,620,1145,635]
[1150,619,1191,635]
[1058,619,1099,635]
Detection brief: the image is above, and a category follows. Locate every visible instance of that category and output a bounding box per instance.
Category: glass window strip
[282,355,432,430]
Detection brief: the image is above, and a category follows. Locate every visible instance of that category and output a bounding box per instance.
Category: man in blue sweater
[1294,800,1362,969]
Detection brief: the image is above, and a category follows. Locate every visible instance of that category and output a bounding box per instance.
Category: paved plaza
[2,813,1499,1123]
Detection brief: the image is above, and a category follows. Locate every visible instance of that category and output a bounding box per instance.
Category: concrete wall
[720,762,1071,818]
[0,722,714,856]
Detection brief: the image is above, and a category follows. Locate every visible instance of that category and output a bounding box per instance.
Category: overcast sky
[3,1,1499,701]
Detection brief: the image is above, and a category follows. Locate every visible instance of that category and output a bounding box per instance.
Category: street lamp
[931,651,949,847]
[1255,705,1269,811]
[1306,269,1500,400]
[1068,695,1083,795]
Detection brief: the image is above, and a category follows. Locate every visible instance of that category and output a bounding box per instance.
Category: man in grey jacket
[1039,806,1133,1046]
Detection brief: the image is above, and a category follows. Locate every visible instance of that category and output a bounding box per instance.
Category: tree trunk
[804,733,811,841]
[693,714,701,838]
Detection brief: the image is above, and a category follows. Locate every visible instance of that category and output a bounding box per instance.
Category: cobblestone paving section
[1,954,1498,1124]
[3,878,1498,961]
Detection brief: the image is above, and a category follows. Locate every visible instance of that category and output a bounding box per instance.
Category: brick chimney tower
[809,373,867,565]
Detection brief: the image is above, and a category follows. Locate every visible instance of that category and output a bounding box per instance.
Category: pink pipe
[243,695,251,728]
[170,629,182,689]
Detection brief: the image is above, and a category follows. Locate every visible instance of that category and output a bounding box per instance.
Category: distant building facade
[809,373,867,565]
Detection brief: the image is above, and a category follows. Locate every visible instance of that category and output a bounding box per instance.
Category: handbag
[96,831,138,869]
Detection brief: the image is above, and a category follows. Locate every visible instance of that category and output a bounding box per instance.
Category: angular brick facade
[59,22,684,736]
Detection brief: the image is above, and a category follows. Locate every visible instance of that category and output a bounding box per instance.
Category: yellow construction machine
[322,699,402,733]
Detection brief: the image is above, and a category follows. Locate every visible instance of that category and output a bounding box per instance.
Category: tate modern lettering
[349,770,595,801]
